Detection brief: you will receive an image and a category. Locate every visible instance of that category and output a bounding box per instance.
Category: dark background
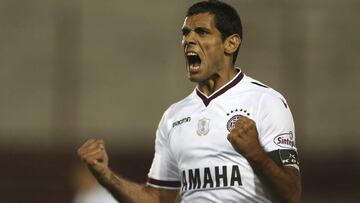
[1,0,359,202]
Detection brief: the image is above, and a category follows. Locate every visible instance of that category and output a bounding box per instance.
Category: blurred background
[0,0,359,202]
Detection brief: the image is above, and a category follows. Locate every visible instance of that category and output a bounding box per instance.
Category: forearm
[97,169,159,203]
[247,150,301,203]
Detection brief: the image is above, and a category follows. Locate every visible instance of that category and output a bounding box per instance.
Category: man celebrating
[78,1,302,202]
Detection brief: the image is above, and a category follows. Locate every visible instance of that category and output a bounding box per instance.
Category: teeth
[190,64,200,70]
[186,52,197,56]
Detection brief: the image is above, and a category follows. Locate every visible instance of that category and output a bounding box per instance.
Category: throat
[197,68,237,96]
[198,76,221,96]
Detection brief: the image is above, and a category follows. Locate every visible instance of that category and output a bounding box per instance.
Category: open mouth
[186,52,202,71]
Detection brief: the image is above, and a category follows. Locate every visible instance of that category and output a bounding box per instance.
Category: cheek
[201,38,224,66]
[206,44,223,62]
[206,40,224,55]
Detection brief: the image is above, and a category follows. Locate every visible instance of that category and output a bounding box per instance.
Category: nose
[182,31,196,46]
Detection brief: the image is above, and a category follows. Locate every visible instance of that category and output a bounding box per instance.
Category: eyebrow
[195,27,211,33]
[181,26,211,34]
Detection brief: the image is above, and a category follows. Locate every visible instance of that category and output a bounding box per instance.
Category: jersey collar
[196,68,244,107]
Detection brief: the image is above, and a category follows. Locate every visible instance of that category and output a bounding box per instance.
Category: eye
[182,28,190,36]
[199,30,207,36]
[195,28,209,36]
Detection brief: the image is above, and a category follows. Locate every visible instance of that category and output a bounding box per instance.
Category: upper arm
[146,108,181,202]
[258,93,302,201]
[257,93,296,153]
[147,108,181,189]
[144,186,179,203]
[159,188,180,203]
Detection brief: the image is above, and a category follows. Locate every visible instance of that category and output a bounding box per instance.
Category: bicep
[142,186,179,203]
[159,188,179,203]
[147,186,179,203]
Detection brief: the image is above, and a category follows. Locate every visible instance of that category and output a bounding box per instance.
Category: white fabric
[72,184,118,203]
[147,70,298,203]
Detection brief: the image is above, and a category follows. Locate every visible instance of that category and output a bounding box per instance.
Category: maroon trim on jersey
[147,178,181,188]
[196,71,244,107]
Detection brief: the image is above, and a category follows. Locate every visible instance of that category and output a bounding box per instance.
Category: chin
[187,73,202,83]
[188,74,208,83]
[188,77,200,83]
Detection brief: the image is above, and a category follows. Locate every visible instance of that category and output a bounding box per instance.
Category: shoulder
[156,90,197,136]
[241,74,289,109]
[158,90,198,127]
[163,90,198,117]
[241,76,294,132]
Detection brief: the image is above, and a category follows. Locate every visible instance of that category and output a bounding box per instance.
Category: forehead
[182,12,216,29]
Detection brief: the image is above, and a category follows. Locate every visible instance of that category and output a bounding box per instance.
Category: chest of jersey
[170,95,259,157]
[168,94,263,193]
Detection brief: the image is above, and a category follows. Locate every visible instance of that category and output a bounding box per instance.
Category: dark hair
[186,0,243,64]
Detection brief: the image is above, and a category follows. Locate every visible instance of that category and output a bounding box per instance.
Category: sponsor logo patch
[181,165,242,192]
[274,131,295,148]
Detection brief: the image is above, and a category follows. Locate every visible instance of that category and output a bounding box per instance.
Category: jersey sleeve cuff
[146,177,181,190]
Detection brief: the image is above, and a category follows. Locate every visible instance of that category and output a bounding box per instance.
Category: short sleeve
[147,108,181,189]
[257,93,297,153]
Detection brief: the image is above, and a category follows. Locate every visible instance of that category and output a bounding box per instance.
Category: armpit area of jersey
[268,149,299,169]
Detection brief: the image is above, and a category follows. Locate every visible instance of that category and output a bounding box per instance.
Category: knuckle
[233,123,241,130]
[247,119,254,125]
[251,121,257,128]
[235,118,242,124]
[237,127,244,134]
[95,139,102,145]
[87,138,95,143]
[98,140,105,146]
[249,119,255,125]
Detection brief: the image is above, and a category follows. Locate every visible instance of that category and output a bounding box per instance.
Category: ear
[224,34,241,55]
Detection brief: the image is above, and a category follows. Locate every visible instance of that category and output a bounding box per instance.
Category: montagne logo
[172,117,191,128]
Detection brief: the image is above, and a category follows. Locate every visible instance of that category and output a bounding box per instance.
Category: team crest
[226,108,251,132]
[197,118,210,136]
[227,114,241,131]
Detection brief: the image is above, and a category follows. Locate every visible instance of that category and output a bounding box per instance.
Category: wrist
[244,147,267,165]
[96,167,113,185]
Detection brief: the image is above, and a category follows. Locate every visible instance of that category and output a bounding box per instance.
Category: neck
[198,67,238,96]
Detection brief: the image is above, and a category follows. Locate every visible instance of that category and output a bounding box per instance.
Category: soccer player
[77,1,302,202]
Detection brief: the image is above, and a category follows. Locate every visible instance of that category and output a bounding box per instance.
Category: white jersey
[72,184,118,203]
[147,69,298,203]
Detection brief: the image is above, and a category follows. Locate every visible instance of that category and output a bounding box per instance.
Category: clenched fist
[227,116,265,160]
[77,138,111,181]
